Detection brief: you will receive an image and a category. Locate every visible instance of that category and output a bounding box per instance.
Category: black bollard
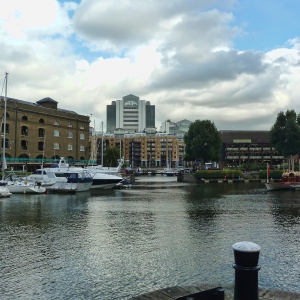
[232,241,261,300]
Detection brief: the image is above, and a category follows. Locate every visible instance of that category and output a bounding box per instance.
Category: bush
[259,170,283,179]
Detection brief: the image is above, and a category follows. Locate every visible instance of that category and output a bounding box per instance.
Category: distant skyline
[1,0,300,132]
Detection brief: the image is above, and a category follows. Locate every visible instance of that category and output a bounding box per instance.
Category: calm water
[1,178,300,299]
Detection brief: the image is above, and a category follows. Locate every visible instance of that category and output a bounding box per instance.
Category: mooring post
[232,241,261,300]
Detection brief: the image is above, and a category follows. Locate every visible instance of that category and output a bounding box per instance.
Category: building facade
[220,130,284,168]
[106,94,155,133]
[90,132,185,169]
[1,96,90,166]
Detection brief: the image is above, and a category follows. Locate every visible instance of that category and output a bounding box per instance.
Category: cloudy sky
[1,0,300,132]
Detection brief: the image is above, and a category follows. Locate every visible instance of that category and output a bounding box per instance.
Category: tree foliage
[184,119,222,163]
[103,146,120,167]
[269,110,300,157]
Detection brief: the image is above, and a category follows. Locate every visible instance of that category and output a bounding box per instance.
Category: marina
[1,176,300,299]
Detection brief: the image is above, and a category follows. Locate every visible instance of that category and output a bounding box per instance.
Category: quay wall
[180,172,265,183]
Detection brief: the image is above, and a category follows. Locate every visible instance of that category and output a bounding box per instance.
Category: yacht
[39,158,122,189]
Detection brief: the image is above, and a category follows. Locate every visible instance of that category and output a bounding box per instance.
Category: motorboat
[39,157,122,189]
[47,171,93,193]
[31,166,93,192]
[0,182,12,198]
[86,157,124,176]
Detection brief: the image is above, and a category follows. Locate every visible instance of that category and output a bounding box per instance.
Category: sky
[1,0,300,132]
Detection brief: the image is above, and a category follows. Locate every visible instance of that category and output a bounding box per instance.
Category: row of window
[2,115,85,129]
[3,141,86,152]
[2,125,85,139]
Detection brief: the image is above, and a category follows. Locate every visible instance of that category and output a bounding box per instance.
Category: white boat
[163,168,176,176]
[5,178,46,194]
[86,157,124,176]
[28,169,93,193]
[265,181,294,191]
[39,158,122,190]
[47,171,93,193]
[1,73,46,194]
[0,182,12,198]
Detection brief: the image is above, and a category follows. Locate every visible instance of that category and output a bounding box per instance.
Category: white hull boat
[39,157,122,189]
[0,182,12,198]
[31,169,93,193]
[265,182,294,191]
[6,180,46,194]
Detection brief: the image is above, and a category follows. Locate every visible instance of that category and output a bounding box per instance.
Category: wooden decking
[130,283,300,300]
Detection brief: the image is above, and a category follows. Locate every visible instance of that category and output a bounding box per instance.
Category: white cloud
[0,0,300,132]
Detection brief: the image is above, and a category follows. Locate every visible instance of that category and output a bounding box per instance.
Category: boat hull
[47,181,93,193]
[265,182,295,191]
[0,187,12,197]
[7,183,46,194]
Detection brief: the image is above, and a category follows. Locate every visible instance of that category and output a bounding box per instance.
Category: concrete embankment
[180,172,265,183]
[130,283,300,299]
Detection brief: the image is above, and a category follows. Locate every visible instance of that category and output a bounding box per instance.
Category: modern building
[220,130,284,168]
[106,94,155,133]
[90,132,185,169]
[159,119,192,140]
[1,96,90,168]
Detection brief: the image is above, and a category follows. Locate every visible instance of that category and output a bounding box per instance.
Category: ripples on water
[1,181,300,299]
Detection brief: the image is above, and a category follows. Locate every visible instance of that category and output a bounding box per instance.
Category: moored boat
[265,170,300,191]
[0,182,12,198]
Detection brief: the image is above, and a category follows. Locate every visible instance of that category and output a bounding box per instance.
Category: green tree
[184,120,222,164]
[103,146,120,167]
[269,110,300,158]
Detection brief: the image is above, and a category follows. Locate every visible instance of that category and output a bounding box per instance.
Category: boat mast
[2,72,8,181]
[41,134,46,169]
[101,121,103,166]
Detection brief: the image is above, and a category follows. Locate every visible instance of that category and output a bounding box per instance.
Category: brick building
[1,96,90,167]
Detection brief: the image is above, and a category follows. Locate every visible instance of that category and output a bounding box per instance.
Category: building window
[21,126,28,136]
[1,138,10,149]
[38,142,44,151]
[68,123,73,128]
[38,128,45,138]
[80,133,85,140]
[54,130,60,137]
[80,145,84,151]
[68,132,73,138]
[22,115,28,121]
[54,120,59,126]
[68,144,73,150]
[80,125,84,129]
[39,118,45,124]
[21,140,28,150]
[1,123,9,134]
[54,143,59,150]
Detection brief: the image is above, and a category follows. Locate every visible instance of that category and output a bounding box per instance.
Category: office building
[106,94,155,133]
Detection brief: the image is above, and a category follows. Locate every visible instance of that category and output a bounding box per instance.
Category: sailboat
[1,72,46,194]
[0,72,12,197]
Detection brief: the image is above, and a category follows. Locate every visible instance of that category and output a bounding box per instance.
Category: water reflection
[1,182,300,299]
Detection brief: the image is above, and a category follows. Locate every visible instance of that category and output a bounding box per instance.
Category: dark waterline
[1,180,300,299]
